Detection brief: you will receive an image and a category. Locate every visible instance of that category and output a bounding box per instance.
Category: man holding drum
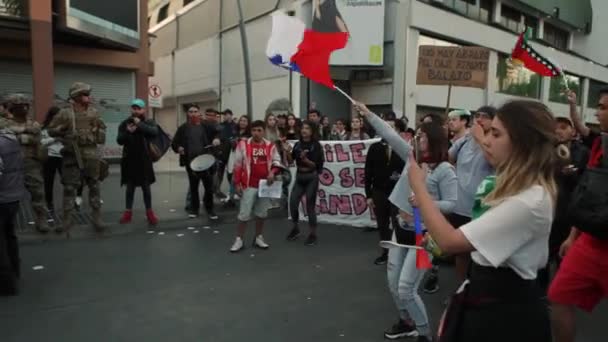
[171,104,219,220]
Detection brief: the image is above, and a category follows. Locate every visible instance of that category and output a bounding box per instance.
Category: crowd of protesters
[1,85,607,342]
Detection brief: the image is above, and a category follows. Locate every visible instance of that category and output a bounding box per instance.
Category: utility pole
[236,0,253,119]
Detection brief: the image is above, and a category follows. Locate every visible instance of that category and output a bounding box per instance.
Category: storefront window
[587,79,608,108]
[496,54,541,98]
[544,23,569,50]
[549,73,580,104]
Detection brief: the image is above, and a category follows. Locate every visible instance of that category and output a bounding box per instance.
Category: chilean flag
[511,28,561,77]
[414,207,433,269]
[266,11,348,89]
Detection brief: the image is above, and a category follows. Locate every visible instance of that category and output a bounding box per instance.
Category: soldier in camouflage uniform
[0,94,50,233]
[48,82,108,234]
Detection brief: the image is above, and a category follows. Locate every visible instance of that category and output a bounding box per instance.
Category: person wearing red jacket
[230,120,283,253]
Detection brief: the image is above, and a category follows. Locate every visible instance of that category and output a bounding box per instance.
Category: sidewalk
[17,162,251,243]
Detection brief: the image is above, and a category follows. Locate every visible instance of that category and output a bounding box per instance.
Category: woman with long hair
[285,114,300,140]
[41,106,63,222]
[360,107,457,341]
[405,100,560,342]
[347,116,370,140]
[287,121,324,246]
[265,113,280,142]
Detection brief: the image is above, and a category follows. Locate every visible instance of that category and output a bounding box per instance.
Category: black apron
[440,263,551,342]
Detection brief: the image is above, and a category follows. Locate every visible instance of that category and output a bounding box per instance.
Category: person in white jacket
[230,120,283,253]
[41,106,64,223]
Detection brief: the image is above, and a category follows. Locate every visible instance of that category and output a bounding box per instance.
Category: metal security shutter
[0,60,33,95]
[55,65,135,159]
[54,64,135,104]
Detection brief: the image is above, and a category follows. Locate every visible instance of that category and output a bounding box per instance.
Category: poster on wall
[288,139,380,228]
[312,0,385,66]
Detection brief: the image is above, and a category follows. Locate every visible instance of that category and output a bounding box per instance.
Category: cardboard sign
[416,46,490,89]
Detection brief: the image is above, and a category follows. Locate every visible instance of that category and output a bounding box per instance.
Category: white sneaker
[75,196,83,207]
[254,235,270,250]
[230,237,244,253]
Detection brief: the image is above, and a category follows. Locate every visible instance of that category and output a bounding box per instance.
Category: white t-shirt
[460,185,553,280]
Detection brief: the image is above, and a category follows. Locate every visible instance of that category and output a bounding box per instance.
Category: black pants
[454,264,551,342]
[290,172,319,226]
[125,182,152,210]
[371,188,397,242]
[186,166,214,212]
[0,202,20,292]
[43,156,62,210]
[215,159,227,194]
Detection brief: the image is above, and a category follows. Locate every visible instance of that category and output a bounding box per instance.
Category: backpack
[567,135,608,240]
[147,124,172,163]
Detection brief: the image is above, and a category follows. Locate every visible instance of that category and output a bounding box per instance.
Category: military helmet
[69,82,92,98]
[5,93,30,106]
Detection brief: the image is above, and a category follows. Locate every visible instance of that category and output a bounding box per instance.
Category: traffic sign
[149,84,162,108]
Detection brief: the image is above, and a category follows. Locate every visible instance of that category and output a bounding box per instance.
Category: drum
[190,154,216,172]
[273,164,292,183]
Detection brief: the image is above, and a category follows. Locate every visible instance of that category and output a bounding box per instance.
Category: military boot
[55,210,73,236]
[34,209,50,233]
[91,209,108,232]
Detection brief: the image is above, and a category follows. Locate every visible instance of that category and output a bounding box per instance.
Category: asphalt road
[2,218,606,342]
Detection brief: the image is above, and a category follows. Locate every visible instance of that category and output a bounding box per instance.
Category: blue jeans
[387,246,432,337]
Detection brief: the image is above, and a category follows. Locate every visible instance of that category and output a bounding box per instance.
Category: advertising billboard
[312,0,385,66]
[65,0,140,48]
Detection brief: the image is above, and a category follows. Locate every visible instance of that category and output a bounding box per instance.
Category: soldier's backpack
[147,123,172,163]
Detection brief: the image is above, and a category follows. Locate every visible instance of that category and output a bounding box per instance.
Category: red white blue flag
[266,11,349,89]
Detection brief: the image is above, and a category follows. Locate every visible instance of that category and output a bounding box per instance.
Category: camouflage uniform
[0,94,49,233]
[47,82,107,233]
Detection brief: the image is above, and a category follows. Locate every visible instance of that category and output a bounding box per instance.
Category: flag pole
[560,71,570,92]
[334,85,355,104]
[444,83,452,117]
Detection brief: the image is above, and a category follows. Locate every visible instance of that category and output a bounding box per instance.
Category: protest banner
[288,139,380,228]
[416,45,490,89]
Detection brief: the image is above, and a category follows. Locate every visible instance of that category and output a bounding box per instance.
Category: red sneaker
[146,209,159,226]
[119,210,132,224]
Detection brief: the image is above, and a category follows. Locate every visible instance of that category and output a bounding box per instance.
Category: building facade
[148,0,607,133]
[0,0,151,158]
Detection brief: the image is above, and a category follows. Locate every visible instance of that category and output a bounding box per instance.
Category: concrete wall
[571,0,608,66]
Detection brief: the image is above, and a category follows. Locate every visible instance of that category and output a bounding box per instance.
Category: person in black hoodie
[117,99,159,226]
[364,114,405,265]
[172,105,218,220]
[286,121,325,246]
[537,117,589,292]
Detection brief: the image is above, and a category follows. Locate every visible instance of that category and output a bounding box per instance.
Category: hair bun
[556,143,570,161]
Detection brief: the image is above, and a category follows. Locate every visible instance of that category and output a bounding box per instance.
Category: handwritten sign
[416,46,490,89]
[288,139,380,228]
